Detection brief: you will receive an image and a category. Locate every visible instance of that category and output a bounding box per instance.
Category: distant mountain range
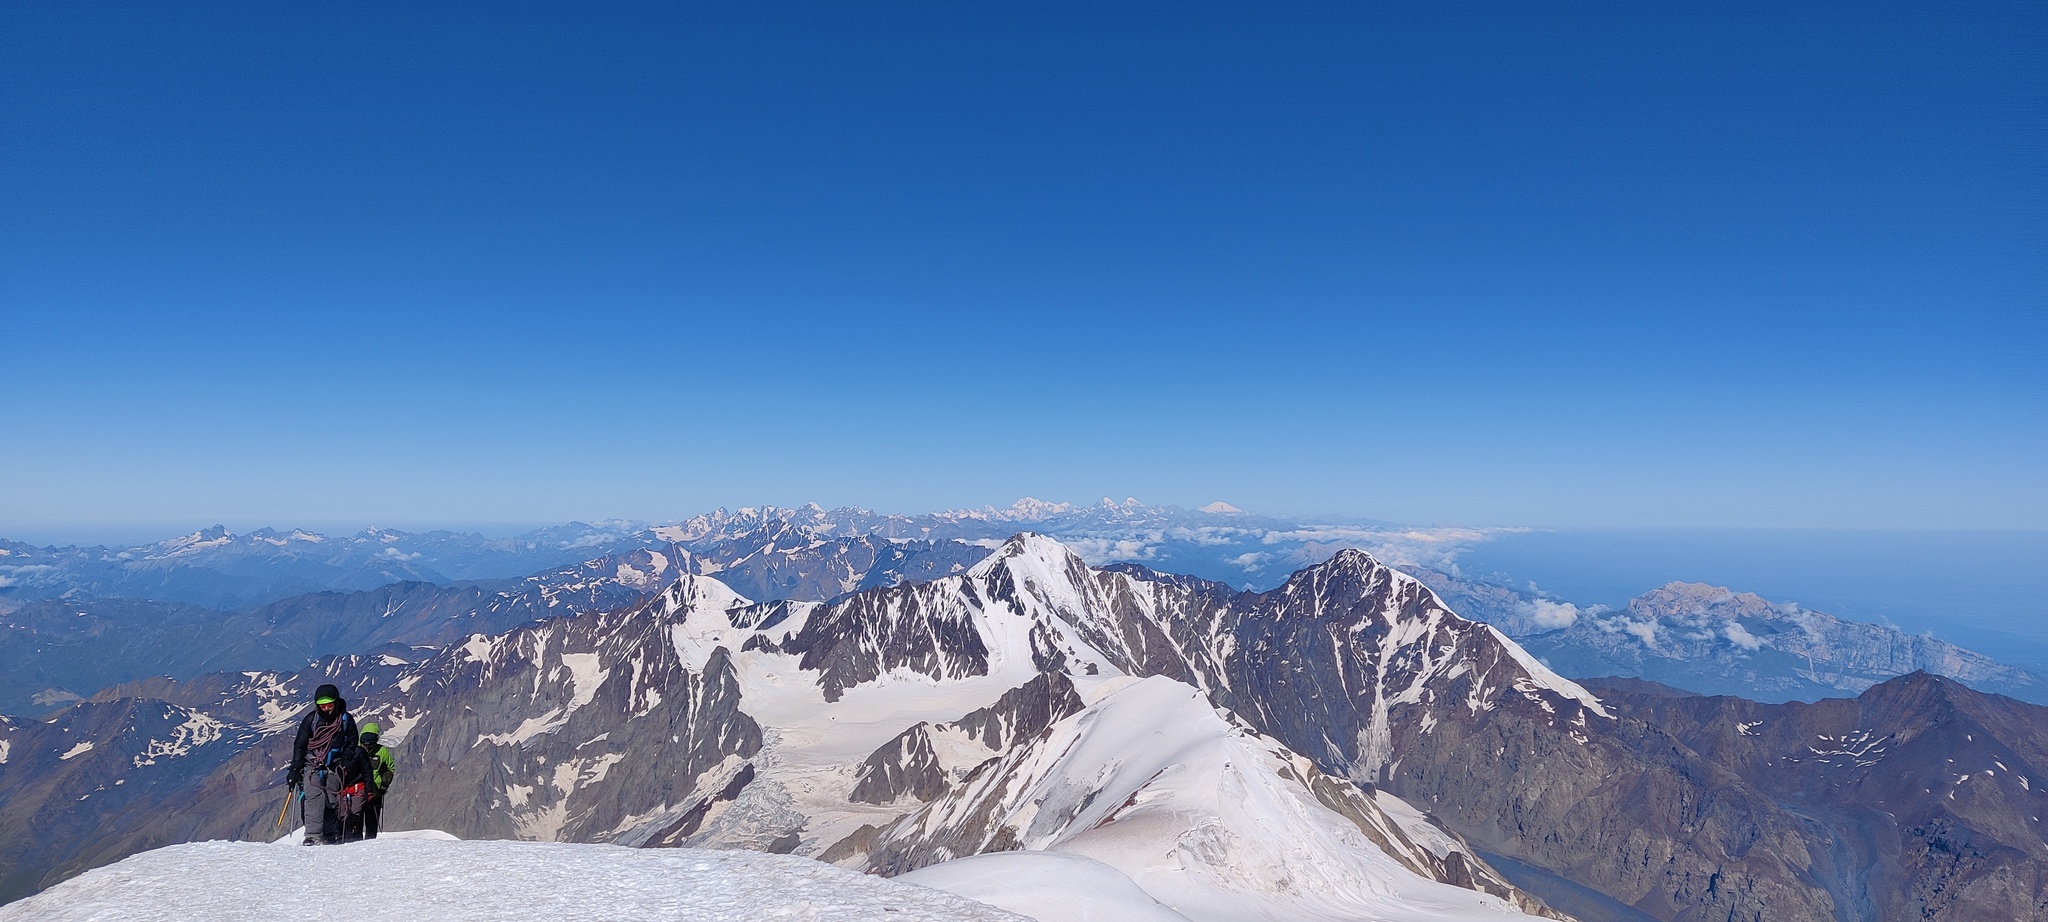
[0,499,1490,609]
[0,522,647,609]
[1412,568,2047,704]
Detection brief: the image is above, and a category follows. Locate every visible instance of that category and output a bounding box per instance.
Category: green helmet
[361,722,381,735]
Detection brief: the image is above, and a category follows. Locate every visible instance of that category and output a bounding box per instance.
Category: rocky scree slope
[1583,672,2048,922]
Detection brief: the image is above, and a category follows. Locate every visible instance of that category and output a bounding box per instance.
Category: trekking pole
[275,787,294,831]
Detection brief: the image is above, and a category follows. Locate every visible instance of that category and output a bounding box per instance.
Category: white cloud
[1724,622,1764,651]
[1622,620,1661,649]
[1515,599,1580,630]
[1162,526,1247,547]
[1060,538,1159,565]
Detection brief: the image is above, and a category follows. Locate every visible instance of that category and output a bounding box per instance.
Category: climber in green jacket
[356,722,398,839]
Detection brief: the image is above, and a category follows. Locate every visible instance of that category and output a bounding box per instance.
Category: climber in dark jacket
[286,683,361,845]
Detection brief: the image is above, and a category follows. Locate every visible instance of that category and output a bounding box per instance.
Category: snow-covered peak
[657,572,753,619]
[1260,547,1612,725]
[1198,501,1242,514]
[964,532,1088,582]
[1321,546,1385,572]
[658,574,765,665]
[1281,549,1471,619]
[962,534,1106,626]
[148,526,237,557]
[1006,496,1071,517]
[1273,547,1407,602]
[941,497,1077,522]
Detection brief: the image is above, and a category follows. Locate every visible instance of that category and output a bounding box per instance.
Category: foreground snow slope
[870,676,1546,922]
[901,850,1196,922]
[0,836,1028,922]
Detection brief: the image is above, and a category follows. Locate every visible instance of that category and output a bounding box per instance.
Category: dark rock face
[952,671,1083,751]
[850,672,1088,808]
[849,724,947,805]
[1386,703,1834,921]
[768,583,993,701]
[385,604,765,844]
[1584,672,2048,921]
[385,577,769,846]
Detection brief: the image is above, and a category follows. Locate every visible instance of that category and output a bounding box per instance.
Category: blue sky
[3,2,2042,538]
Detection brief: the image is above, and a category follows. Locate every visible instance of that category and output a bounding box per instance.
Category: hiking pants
[301,768,343,842]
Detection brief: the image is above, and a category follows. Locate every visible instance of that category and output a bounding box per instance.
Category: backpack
[334,738,373,787]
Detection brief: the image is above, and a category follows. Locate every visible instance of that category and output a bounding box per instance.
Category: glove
[286,770,302,791]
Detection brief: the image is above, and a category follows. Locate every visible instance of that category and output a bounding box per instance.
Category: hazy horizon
[10,509,2048,551]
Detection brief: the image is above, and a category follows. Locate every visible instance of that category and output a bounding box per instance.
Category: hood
[311,683,348,717]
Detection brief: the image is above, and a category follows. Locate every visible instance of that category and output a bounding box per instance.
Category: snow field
[0,836,1031,922]
[975,676,1537,921]
[900,850,1194,921]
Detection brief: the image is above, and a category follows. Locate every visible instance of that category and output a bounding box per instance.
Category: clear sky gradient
[4,2,2043,537]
